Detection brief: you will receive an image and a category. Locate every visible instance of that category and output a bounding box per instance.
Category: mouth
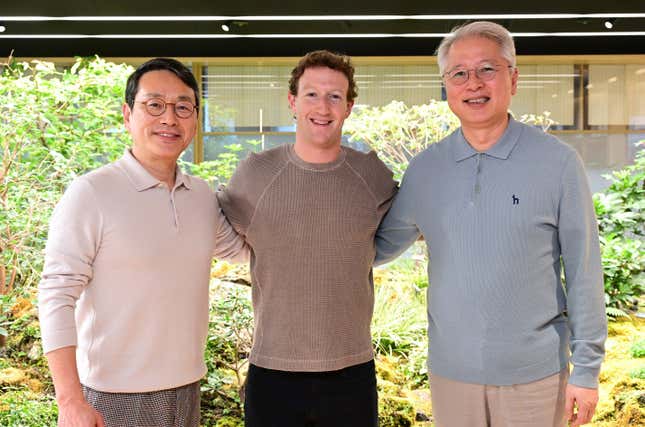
[310,118,333,126]
[154,130,182,139]
[464,97,490,105]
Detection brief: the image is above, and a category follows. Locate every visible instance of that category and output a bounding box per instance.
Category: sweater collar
[117,149,192,192]
[453,115,522,162]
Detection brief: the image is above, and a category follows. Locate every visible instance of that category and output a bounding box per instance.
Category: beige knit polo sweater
[217,144,397,372]
[38,150,249,392]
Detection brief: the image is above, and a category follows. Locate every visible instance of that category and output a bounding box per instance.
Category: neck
[462,116,510,152]
[130,148,177,188]
[293,140,342,164]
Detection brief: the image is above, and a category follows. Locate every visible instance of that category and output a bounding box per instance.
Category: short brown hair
[288,50,358,102]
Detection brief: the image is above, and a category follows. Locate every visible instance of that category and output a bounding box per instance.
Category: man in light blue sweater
[376,21,606,427]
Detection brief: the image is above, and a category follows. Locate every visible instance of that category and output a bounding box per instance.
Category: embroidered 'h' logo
[512,194,519,205]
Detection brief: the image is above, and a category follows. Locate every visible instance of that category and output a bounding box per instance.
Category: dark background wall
[2,1,644,57]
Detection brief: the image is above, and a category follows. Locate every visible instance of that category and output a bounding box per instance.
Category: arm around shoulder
[216,152,269,238]
[374,163,421,266]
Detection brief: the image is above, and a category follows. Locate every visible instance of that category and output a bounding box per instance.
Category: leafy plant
[345,100,461,181]
[0,57,133,294]
[182,140,261,186]
[631,339,645,358]
[201,282,253,423]
[0,391,58,426]
[629,366,645,380]
[594,142,645,318]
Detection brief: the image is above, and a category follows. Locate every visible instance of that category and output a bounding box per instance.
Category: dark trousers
[244,360,379,427]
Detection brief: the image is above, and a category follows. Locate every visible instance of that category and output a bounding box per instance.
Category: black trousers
[244,360,379,427]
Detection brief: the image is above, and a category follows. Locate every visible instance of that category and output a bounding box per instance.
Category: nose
[316,97,332,113]
[159,104,178,125]
[465,70,484,90]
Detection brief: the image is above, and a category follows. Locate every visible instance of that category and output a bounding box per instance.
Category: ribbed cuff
[41,328,78,354]
[569,365,600,389]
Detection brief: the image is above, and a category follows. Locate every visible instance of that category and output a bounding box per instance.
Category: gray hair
[436,21,516,75]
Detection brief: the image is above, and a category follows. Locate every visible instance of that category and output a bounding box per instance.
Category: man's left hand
[565,384,599,426]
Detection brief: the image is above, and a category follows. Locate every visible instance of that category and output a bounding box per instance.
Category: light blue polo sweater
[375,118,607,388]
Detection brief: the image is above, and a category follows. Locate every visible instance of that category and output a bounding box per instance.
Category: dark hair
[125,58,200,110]
[288,50,357,102]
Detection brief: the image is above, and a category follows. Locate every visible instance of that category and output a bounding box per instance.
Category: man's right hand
[57,398,105,427]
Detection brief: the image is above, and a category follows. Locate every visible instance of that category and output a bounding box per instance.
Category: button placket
[471,153,483,203]
[169,188,180,230]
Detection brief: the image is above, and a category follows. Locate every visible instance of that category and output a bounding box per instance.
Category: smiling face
[444,36,518,135]
[288,66,354,155]
[123,70,198,166]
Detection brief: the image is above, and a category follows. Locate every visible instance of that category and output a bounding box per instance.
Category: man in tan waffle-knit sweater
[217,50,397,427]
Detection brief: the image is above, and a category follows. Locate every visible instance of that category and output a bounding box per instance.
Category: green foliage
[372,260,429,388]
[201,283,253,423]
[631,339,645,358]
[0,57,133,292]
[379,395,415,427]
[594,143,645,317]
[372,270,427,357]
[182,140,261,186]
[0,391,57,426]
[630,366,645,380]
[345,100,461,180]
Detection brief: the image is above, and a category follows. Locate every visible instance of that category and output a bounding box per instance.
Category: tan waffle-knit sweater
[217,144,397,372]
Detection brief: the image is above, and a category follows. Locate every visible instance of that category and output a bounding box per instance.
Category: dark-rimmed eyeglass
[443,64,514,86]
[137,98,198,119]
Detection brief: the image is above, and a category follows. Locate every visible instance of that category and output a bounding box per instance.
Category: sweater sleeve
[212,193,250,263]
[364,150,398,224]
[374,159,421,265]
[558,150,607,389]
[216,155,259,238]
[38,178,103,354]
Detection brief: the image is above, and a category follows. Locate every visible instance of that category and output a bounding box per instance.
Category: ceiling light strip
[3,32,645,39]
[2,13,645,22]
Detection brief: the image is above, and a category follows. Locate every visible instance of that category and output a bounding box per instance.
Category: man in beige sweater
[217,50,397,427]
[38,58,248,427]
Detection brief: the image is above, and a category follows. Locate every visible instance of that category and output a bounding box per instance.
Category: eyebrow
[140,92,194,102]
[449,60,499,70]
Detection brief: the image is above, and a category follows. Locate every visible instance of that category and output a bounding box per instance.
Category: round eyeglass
[137,98,198,119]
[443,64,514,86]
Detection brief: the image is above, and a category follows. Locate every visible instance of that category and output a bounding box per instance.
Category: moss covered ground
[0,281,643,425]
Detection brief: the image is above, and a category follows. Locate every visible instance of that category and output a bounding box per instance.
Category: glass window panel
[202,65,294,131]
[556,132,644,192]
[511,64,576,127]
[587,64,645,127]
[588,65,629,127]
[626,65,645,127]
[354,64,442,106]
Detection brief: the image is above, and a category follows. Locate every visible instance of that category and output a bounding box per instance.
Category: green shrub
[345,100,460,181]
[0,390,57,426]
[202,282,253,422]
[631,340,645,358]
[0,58,133,293]
[594,143,645,318]
[630,366,645,380]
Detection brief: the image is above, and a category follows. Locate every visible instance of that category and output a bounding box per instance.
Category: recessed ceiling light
[221,23,230,32]
[0,25,5,33]
[604,19,615,29]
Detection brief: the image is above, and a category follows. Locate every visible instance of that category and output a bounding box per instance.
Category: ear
[510,67,519,96]
[288,92,296,113]
[345,100,354,118]
[122,103,133,132]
